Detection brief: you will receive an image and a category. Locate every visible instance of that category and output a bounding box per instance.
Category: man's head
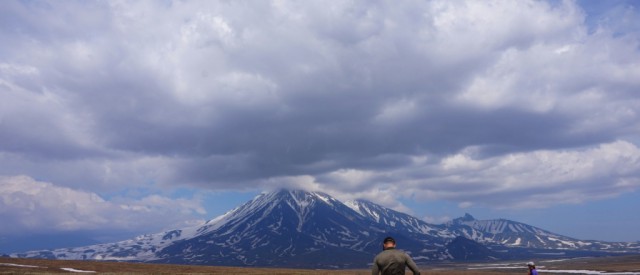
[527,262,535,269]
[383,236,396,250]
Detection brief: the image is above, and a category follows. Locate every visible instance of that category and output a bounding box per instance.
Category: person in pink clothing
[527,262,538,275]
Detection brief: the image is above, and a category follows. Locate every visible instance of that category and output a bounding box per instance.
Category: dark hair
[383,236,396,244]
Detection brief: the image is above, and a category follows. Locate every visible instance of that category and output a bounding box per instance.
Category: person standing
[527,262,538,275]
[372,236,421,275]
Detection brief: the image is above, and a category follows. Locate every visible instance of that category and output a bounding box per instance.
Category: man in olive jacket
[372,236,421,275]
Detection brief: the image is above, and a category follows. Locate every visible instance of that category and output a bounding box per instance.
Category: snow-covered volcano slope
[12,190,640,268]
[447,213,640,252]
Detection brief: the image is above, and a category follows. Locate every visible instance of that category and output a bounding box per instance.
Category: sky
[1,0,640,252]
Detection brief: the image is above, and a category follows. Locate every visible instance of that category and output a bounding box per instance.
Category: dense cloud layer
[1,0,639,234]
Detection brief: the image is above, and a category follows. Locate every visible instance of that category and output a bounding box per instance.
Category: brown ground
[1,255,639,274]
[539,254,640,273]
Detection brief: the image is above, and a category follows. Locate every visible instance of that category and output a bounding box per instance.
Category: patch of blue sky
[399,189,640,242]
[487,190,640,242]
[577,0,640,35]
[199,190,262,219]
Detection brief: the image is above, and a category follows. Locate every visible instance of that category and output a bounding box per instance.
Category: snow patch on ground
[343,200,363,215]
[549,237,578,248]
[468,266,523,269]
[513,237,522,245]
[60,267,96,273]
[468,263,640,275]
[0,263,42,268]
[538,270,640,274]
[313,192,333,205]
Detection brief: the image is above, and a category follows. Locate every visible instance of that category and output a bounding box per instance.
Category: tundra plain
[2,255,640,274]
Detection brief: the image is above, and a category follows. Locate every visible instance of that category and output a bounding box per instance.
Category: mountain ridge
[11,189,640,268]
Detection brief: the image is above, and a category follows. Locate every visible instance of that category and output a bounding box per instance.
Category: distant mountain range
[10,190,640,268]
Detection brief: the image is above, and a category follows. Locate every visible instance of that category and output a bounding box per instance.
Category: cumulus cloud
[0,176,205,235]
[267,140,640,210]
[0,0,639,218]
[408,140,640,208]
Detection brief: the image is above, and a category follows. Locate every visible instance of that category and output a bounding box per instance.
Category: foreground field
[2,255,640,274]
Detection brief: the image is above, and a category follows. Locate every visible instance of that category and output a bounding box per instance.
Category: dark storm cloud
[0,0,639,211]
